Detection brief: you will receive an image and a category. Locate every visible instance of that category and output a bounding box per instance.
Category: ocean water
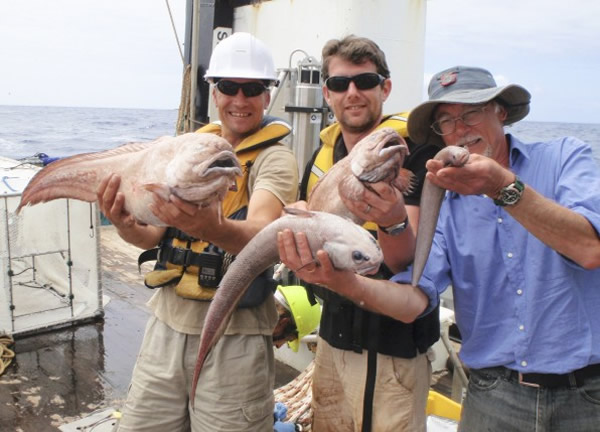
[0,105,178,160]
[0,105,599,167]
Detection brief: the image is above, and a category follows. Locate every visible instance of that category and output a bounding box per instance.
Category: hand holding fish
[97,173,136,229]
[190,209,383,406]
[339,181,408,229]
[425,152,512,198]
[277,227,428,320]
[149,191,223,240]
[97,173,165,250]
[277,230,350,288]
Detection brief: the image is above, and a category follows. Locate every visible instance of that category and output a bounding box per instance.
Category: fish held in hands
[190,208,383,406]
[411,145,470,286]
[16,133,242,226]
[307,127,414,223]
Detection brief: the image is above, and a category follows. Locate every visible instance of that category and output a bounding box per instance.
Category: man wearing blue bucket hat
[402,67,600,430]
[280,65,600,430]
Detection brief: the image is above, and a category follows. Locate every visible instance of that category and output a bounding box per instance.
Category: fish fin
[283,207,313,218]
[143,183,171,201]
[394,168,416,195]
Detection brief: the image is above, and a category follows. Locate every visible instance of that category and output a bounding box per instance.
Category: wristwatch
[493,177,525,206]
[379,216,409,236]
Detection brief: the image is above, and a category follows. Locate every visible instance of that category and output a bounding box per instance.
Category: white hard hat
[204,32,278,82]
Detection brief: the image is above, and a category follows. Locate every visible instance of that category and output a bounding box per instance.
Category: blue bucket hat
[408,66,531,146]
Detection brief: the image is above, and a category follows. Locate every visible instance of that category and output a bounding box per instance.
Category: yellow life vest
[143,117,291,302]
[304,113,409,232]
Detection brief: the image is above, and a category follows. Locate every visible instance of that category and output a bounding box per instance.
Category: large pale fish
[411,145,470,285]
[306,127,470,286]
[16,133,242,226]
[190,208,383,406]
[307,127,414,223]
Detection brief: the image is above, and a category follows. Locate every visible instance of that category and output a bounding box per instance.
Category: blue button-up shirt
[393,134,600,373]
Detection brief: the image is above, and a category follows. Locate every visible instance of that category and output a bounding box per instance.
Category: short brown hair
[321,35,390,80]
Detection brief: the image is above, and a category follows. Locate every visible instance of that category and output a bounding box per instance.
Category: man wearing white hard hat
[99,32,298,431]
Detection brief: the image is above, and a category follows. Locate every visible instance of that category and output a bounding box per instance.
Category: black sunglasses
[215,80,268,97]
[325,72,386,92]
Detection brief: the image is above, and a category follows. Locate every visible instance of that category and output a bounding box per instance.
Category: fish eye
[352,251,367,262]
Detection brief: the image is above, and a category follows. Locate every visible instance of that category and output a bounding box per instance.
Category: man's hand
[96,174,136,230]
[149,193,222,240]
[96,173,164,249]
[340,181,408,227]
[277,229,354,289]
[425,153,514,198]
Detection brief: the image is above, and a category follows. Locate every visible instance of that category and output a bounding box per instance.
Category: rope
[164,0,193,136]
[0,334,15,376]
[165,0,185,64]
[176,64,192,135]
[274,360,315,430]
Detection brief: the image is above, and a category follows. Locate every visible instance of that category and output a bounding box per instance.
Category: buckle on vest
[164,247,191,266]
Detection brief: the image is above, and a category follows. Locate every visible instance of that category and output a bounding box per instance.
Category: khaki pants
[115,316,275,432]
[311,337,431,432]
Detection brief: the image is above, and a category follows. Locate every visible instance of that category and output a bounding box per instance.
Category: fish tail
[17,163,100,212]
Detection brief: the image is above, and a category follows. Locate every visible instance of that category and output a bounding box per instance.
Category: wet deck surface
[0,225,453,431]
[0,226,300,431]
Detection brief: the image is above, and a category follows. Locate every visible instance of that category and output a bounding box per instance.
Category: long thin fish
[411,145,470,286]
[189,209,383,407]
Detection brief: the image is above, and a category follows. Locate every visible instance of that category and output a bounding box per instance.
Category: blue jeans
[459,367,600,431]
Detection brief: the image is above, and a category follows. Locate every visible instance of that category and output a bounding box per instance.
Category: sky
[1,0,599,124]
[424,0,600,124]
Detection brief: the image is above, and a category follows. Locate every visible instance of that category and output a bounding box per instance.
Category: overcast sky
[1,0,599,124]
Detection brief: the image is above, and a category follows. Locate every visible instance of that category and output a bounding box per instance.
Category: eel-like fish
[16,133,242,226]
[307,127,414,223]
[190,208,383,406]
[411,145,470,286]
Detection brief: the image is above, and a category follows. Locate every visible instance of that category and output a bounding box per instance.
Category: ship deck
[0,225,453,431]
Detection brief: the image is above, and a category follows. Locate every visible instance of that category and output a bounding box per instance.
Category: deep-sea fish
[17,133,242,226]
[190,208,383,406]
[411,145,470,285]
[307,127,414,223]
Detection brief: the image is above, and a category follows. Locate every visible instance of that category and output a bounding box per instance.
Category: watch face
[494,178,524,206]
[502,187,521,204]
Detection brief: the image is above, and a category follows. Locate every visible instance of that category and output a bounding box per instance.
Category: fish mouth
[204,151,242,177]
[354,143,406,183]
[357,263,381,276]
[352,128,409,183]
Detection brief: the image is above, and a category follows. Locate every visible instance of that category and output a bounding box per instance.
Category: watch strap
[378,216,409,235]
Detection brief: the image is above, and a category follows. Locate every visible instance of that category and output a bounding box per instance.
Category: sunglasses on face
[215,80,268,97]
[324,72,386,92]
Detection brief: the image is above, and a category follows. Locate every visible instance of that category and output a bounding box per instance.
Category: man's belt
[500,363,600,388]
